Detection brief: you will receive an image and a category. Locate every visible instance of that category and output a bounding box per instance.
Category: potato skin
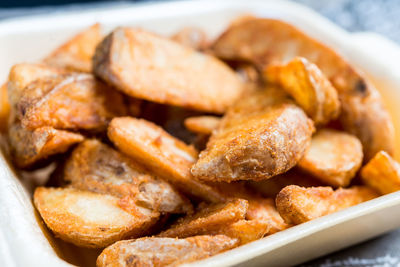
[361,151,400,195]
[34,187,159,248]
[64,139,192,214]
[44,23,103,73]
[298,129,363,187]
[191,87,314,182]
[213,18,394,161]
[93,27,243,113]
[276,185,378,225]
[97,235,238,267]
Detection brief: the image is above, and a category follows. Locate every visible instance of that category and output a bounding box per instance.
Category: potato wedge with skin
[184,116,221,135]
[191,87,314,182]
[97,235,238,267]
[44,24,103,73]
[171,27,209,50]
[64,139,192,214]
[0,82,10,132]
[212,18,394,161]
[8,123,83,169]
[265,57,340,125]
[158,199,248,238]
[93,27,243,113]
[276,185,378,225]
[34,187,159,248]
[298,129,363,187]
[108,117,226,203]
[360,151,400,195]
[18,73,127,131]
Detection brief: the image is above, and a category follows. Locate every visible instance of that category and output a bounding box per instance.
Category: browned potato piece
[34,187,159,248]
[276,185,378,225]
[265,57,340,125]
[97,235,238,267]
[212,18,394,161]
[44,24,103,72]
[0,82,10,132]
[8,123,83,168]
[298,129,363,187]
[360,151,400,195]
[108,117,226,203]
[158,198,248,238]
[248,169,323,198]
[93,27,243,113]
[64,139,192,214]
[18,73,127,131]
[191,87,314,182]
[184,115,221,135]
[171,26,209,50]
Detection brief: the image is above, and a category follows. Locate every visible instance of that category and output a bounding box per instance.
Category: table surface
[1,0,399,266]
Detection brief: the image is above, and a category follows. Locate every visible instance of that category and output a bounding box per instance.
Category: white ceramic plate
[1,1,400,266]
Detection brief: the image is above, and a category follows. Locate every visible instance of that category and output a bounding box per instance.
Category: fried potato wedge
[158,198,248,238]
[64,139,192,214]
[360,151,400,195]
[97,235,238,267]
[18,73,127,131]
[93,27,243,113]
[298,129,363,187]
[108,117,226,203]
[44,24,103,72]
[8,123,83,168]
[212,18,394,161]
[191,87,314,182]
[184,116,221,135]
[171,26,209,50]
[276,185,378,225]
[265,57,340,125]
[34,187,159,248]
[0,82,10,132]
[249,169,323,198]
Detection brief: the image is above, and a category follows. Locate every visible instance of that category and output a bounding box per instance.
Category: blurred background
[1,0,399,266]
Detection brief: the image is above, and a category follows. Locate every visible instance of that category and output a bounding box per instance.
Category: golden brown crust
[64,139,192,214]
[184,116,221,135]
[96,235,239,267]
[264,57,340,125]
[18,73,127,131]
[34,187,159,248]
[0,82,10,132]
[93,27,243,113]
[298,129,363,187]
[360,151,400,195]
[108,117,226,203]
[44,23,103,72]
[276,185,378,225]
[212,18,394,161]
[8,123,83,169]
[170,27,209,50]
[191,87,315,182]
[158,198,248,238]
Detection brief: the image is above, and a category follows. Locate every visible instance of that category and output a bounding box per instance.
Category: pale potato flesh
[298,129,363,187]
[171,27,209,50]
[191,87,314,182]
[18,73,127,131]
[93,27,243,113]
[34,187,159,248]
[97,235,239,267]
[212,18,394,161]
[64,139,192,214]
[276,185,379,225]
[361,151,400,195]
[265,57,340,125]
[158,199,248,238]
[184,115,221,135]
[108,117,226,202]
